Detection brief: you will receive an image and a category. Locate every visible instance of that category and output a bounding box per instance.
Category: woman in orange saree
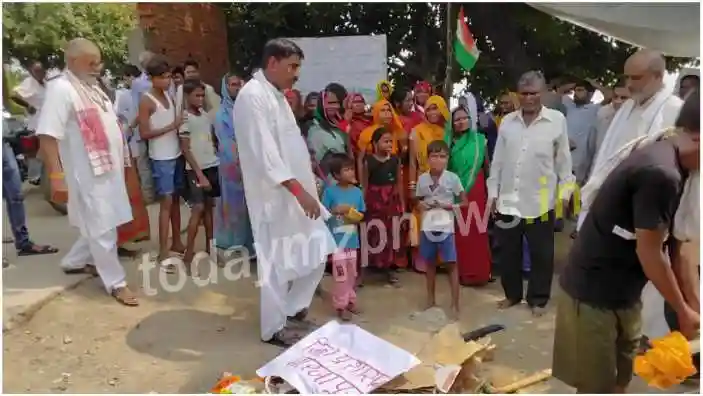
[408,95,451,273]
[357,100,410,277]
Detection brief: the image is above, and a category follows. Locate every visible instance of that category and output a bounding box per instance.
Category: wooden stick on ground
[492,369,553,394]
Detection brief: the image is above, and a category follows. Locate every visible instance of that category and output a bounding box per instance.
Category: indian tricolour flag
[454,7,480,72]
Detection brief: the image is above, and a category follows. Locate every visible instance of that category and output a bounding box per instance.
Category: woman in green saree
[447,105,492,286]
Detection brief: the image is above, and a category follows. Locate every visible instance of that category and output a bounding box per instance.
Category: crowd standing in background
[3,35,700,391]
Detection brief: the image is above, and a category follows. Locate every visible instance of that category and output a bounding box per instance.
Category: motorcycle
[3,114,67,215]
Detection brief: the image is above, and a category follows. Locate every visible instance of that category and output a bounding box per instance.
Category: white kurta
[13,76,46,131]
[35,75,132,239]
[233,71,336,340]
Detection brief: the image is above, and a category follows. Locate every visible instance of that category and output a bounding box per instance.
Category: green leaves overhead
[221,2,693,102]
[3,3,136,70]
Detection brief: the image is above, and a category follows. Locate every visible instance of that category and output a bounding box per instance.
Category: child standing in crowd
[137,55,186,273]
[178,79,221,274]
[322,153,365,321]
[361,127,404,285]
[415,140,465,319]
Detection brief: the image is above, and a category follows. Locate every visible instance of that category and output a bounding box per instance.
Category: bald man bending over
[37,38,138,306]
[578,49,683,230]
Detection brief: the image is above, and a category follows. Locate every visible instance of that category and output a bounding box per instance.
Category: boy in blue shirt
[321,153,365,321]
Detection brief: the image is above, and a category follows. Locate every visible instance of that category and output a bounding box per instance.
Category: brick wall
[136,3,229,91]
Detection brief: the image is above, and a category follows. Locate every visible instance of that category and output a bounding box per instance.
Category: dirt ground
[2,230,697,394]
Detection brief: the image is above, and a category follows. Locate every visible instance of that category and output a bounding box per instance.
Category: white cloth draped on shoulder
[577,89,683,229]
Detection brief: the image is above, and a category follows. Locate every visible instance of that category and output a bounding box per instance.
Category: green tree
[2,3,136,71]
[222,2,693,103]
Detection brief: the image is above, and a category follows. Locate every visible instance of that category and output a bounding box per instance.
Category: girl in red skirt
[360,127,405,285]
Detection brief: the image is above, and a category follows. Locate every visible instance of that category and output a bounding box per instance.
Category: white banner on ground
[288,35,388,103]
[257,320,420,394]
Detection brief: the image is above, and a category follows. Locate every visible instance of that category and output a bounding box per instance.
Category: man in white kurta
[234,59,336,344]
[36,39,136,305]
[578,50,682,230]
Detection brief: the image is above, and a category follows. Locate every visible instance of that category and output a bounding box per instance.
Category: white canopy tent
[530,3,700,57]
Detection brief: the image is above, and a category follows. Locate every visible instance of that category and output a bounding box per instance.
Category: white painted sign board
[288,35,388,104]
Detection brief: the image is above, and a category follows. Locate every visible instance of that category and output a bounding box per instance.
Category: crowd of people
[3,35,700,393]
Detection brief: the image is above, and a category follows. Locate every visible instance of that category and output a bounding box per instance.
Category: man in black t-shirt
[552,90,701,393]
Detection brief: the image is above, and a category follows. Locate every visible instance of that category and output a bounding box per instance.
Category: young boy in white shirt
[415,140,466,319]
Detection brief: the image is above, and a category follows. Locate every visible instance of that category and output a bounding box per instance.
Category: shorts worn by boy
[321,184,365,310]
[179,109,221,203]
[415,170,464,263]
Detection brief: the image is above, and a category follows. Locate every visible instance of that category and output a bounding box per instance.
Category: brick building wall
[136,3,229,91]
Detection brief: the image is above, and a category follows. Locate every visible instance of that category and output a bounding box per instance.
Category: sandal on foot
[62,264,98,276]
[17,244,59,256]
[264,329,302,348]
[111,287,139,306]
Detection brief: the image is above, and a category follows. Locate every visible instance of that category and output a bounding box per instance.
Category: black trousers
[495,210,555,307]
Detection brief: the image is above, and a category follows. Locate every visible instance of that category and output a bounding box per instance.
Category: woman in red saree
[344,93,373,157]
[390,86,424,132]
[447,105,491,286]
[413,81,432,115]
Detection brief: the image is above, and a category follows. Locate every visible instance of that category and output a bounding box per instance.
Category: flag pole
[443,2,453,101]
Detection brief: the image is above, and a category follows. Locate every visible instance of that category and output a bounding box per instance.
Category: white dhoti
[61,229,127,293]
[233,71,337,341]
[35,73,134,296]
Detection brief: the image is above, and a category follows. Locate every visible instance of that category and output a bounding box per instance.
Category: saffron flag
[454,7,480,72]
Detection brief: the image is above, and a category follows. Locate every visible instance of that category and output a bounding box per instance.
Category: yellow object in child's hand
[634,331,697,389]
[344,207,364,223]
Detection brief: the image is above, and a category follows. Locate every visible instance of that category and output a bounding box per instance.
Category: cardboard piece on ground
[379,323,492,391]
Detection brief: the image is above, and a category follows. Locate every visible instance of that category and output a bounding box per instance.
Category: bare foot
[424,300,436,311]
[450,306,460,321]
[497,298,520,310]
[531,306,547,317]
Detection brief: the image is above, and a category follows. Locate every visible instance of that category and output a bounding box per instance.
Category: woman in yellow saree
[408,95,451,272]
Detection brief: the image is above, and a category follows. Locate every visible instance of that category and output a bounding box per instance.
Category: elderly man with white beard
[37,38,138,306]
[578,49,683,230]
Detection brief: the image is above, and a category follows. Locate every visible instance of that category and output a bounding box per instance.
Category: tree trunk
[443,2,453,100]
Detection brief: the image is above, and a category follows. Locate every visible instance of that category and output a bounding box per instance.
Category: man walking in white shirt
[487,70,575,317]
[37,38,137,306]
[11,60,47,185]
[234,38,336,347]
